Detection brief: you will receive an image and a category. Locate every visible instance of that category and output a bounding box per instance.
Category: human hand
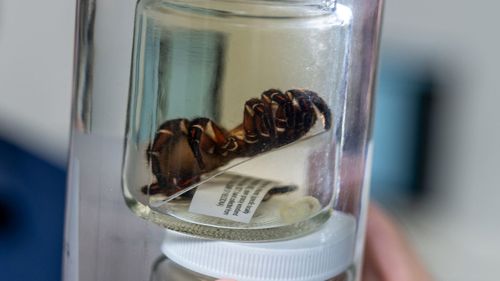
[362,204,433,281]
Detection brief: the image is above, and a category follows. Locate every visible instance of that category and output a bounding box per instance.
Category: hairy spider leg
[261,89,298,144]
[247,98,276,138]
[145,118,190,195]
[187,117,228,170]
[147,119,189,183]
[283,90,313,141]
[305,90,332,130]
[242,98,277,155]
[147,118,189,161]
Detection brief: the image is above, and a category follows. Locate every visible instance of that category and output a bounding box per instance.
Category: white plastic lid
[162,212,356,281]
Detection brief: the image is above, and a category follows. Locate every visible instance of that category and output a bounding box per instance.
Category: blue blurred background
[1,0,499,280]
[0,138,66,280]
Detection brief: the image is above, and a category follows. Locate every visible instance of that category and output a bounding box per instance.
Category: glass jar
[122,0,381,241]
[63,0,382,279]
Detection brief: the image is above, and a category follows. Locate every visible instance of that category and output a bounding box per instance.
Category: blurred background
[0,0,499,280]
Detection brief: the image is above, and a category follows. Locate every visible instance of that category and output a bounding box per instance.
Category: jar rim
[143,0,338,19]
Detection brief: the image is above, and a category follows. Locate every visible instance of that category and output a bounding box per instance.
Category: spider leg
[252,98,275,139]
[187,117,228,170]
[187,118,211,170]
[141,182,162,195]
[261,89,294,141]
[140,174,176,196]
[242,101,259,145]
[243,98,276,152]
[286,89,316,139]
[145,118,190,195]
[147,118,189,162]
[263,184,298,201]
[141,173,200,197]
[142,180,178,196]
[305,90,332,130]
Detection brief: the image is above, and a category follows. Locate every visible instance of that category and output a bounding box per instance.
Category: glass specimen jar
[64,0,381,279]
[122,0,372,241]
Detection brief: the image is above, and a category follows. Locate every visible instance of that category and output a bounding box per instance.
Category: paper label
[189,174,278,223]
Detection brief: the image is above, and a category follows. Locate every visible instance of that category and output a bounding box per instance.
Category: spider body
[144,89,331,197]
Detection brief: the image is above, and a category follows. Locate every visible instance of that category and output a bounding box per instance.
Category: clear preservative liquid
[123,0,353,240]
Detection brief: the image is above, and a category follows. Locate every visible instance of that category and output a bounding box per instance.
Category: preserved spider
[143,89,332,197]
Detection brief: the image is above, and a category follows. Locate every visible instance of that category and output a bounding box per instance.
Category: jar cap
[162,212,356,281]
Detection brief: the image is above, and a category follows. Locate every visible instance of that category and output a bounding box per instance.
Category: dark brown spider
[143,89,331,197]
